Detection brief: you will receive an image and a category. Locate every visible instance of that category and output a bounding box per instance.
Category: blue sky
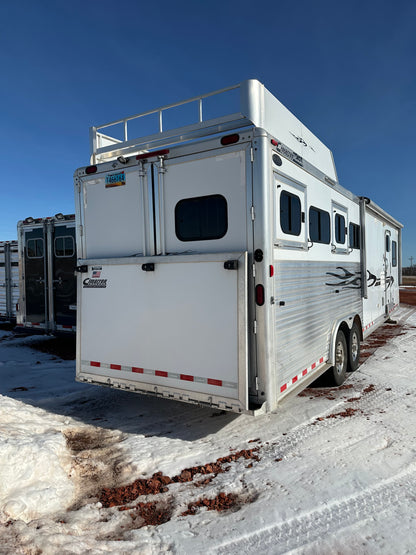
[1,0,415,265]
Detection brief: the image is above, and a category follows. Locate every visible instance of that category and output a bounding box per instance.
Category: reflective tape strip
[81,360,237,389]
[280,356,325,394]
[56,324,76,331]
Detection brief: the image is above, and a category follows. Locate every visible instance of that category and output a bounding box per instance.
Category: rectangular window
[175,194,228,242]
[349,223,360,249]
[309,207,330,244]
[392,240,397,267]
[280,190,301,236]
[335,214,346,244]
[386,234,390,253]
[55,236,75,258]
[27,238,44,258]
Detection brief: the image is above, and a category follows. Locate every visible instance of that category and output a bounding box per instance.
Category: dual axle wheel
[327,323,361,386]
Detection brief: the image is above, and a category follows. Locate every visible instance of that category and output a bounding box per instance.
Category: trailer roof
[89,80,338,183]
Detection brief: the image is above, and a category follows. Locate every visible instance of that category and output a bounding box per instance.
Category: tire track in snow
[264,383,409,461]
[214,464,416,554]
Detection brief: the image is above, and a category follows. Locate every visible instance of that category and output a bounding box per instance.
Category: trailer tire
[347,323,361,372]
[327,330,348,386]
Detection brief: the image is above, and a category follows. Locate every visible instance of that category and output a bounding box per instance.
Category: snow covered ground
[1,305,415,554]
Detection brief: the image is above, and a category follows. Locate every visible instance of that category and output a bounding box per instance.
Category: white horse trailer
[0,241,19,321]
[74,79,402,414]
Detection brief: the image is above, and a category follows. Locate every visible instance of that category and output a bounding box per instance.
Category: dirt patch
[64,427,126,509]
[182,492,239,516]
[298,384,353,399]
[360,322,407,362]
[400,287,416,306]
[120,500,173,526]
[99,448,260,509]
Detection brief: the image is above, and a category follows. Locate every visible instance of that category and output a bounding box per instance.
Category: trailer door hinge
[250,147,254,162]
[252,264,256,278]
[253,320,257,334]
[79,225,83,236]
[255,376,259,391]
[251,206,255,221]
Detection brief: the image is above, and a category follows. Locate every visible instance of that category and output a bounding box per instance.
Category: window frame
[392,240,397,267]
[54,235,75,258]
[335,213,346,245]
[279,190,302,237]
[174,194,228,243]
[309,206,330,245]
[348,223,360,250]
[26,238,44,259]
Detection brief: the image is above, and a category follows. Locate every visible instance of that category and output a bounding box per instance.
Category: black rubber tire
[327,330,348,386]
[347,323,361,372]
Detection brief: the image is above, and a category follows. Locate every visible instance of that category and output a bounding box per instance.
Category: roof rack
[90,83,249,164]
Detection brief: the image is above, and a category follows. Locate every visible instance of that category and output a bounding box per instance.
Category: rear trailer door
[51,223,77,330]
[23,226,47,328]
[77,252,248,412]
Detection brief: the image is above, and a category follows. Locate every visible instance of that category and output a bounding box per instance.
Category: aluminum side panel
[274,260,361,391]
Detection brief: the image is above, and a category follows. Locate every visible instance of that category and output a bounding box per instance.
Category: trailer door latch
[75,265,88,273]
[224,260,238,270]
[142,263,155,272]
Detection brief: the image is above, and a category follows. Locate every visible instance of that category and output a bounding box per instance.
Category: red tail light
[85,165,97,174]
[136,149,169,160]
[221,133,239,146]
[255,284,265,306]
[269,265,274,277]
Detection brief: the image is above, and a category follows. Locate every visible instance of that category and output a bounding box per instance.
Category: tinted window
[386,234,390,252]
[55,236,75,257]
[392,240,397,267]
[175,194,228,242]
[335,214,346,244]
[280,191,301,236]
[309,207,330,244]
[27,238,44,258]
[349,223,360,249]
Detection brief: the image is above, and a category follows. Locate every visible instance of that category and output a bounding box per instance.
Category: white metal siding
[274,260,361,391]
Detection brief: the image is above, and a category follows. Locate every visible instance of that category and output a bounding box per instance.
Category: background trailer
[0,241,19,322]
[17,214,77,334]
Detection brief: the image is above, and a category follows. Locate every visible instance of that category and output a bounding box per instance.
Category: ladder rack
[90,83,248,164]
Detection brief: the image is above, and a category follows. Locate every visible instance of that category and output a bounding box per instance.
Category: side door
[384,230,393,311]
[23,226,47,327]
[51,222,77,330]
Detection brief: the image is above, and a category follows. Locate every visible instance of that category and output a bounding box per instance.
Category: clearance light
[136,149,169,160]
[221,133,239,146]
[24,217,34,224]
[269,265,274,277]
[85,165,98,174]
[271,139,279,146]
[256,284,265,306]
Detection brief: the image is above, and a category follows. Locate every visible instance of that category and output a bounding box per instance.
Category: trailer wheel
[328,330,348,386]
[347,323,361,372]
